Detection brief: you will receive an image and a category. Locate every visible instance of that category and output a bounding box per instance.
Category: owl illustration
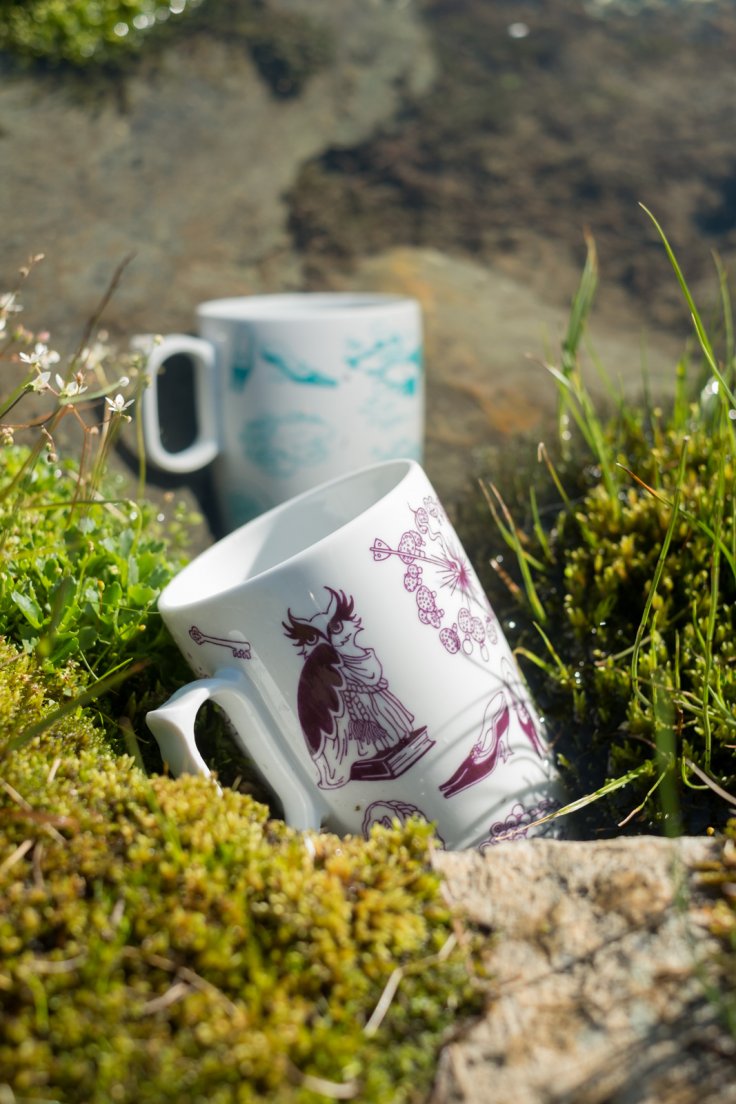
[283,587,433,790]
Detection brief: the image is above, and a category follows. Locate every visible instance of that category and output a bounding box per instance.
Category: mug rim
[158,457,418,614]
[196,293,417,322]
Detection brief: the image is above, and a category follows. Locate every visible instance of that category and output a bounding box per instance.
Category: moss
[0,0,204,68]
[0,708,481,1102]
[0,637,107,760]
[460,404,736,835]
[0,0,333,98]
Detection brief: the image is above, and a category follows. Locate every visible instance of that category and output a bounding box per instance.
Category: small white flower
[55,374,88,400]
[105,393,134,413]
[20,342,61,370]
[0,292,22,314]
[29,371,51,393]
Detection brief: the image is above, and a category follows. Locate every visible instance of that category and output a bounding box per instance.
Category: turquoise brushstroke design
[230,329,254,392]
[261,345,338,387]
[345,334,423,396]
[231,359,253,392]
[240,412,332,477]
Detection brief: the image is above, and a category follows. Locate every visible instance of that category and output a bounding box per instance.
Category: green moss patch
[0,646,480,1102]
[0,0,203,67]
[0,0,334,96]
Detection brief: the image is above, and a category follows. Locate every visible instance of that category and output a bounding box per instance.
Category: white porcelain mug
[146,459,564,849]
[141,293,424,530]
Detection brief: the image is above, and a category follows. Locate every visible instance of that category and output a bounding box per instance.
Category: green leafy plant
[460,216,736,837]
[0,256,198,758]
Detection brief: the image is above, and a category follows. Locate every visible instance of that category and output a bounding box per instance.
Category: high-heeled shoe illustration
[439,690,511,798]
[501,657,545,757]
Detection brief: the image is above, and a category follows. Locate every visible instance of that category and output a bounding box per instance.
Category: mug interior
[160,459,414,610]
[197,293,412,321]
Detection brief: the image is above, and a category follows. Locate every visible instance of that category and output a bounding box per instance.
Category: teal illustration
[345,334,423,396]
[230,328,255,392]
[360,388,414,433]
[241,413,331,477]
[231,358,253,391]
[261,344,337,388]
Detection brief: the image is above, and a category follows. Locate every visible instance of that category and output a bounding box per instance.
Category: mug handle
[145,667,328,831]
[142,334,219,473]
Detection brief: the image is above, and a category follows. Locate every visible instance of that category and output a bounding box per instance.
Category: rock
[329,247,685,503]
[0,0,436,345]
[430,836,736,1104]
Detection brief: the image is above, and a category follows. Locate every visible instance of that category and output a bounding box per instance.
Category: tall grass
[474,215,736,836]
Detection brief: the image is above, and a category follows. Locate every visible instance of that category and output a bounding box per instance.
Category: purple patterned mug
[146,460,565,849]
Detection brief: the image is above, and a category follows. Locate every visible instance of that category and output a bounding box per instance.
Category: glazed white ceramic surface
[146,460,564,850]
[141,293,424,530]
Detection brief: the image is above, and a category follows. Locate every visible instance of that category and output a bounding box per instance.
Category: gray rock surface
[329,248,685,504]
[431,836,736,1104]
[1,0,435,344]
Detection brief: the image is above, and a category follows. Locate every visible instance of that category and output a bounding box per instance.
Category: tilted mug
[146,459,564,850]
[141,293,424,530]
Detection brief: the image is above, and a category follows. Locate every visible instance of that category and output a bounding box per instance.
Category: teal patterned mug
[141,293,424,530]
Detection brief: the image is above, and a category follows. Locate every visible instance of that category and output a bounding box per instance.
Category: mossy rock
[0,642,480,1102]
[0,0,333,95]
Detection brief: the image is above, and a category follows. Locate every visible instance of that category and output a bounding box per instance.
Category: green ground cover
[0,259,482,1101]
[0,231,734,1096]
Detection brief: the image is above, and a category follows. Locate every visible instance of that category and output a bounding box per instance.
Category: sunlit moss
[0,0,333,92]
[0,642,480,1101]
[0,0,203,67]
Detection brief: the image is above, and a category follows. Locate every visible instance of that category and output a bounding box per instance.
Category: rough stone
[430,836,736,1104]
[329,247,685,503]
[0,0,436,344]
